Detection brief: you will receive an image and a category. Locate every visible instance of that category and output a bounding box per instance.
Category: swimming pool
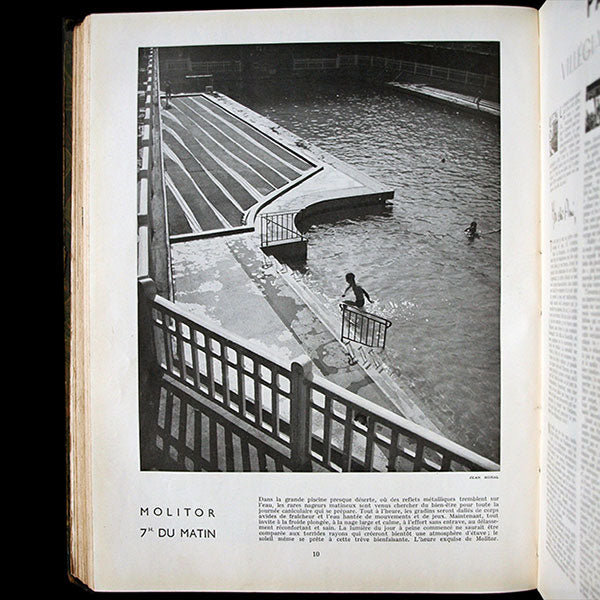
[237,80,501,462]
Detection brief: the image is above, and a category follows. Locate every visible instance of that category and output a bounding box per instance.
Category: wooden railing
[140,278,300,462]
[139,278,499,472]
[147,374,295,472]
[137,49,156,280]
[304,373,498,472]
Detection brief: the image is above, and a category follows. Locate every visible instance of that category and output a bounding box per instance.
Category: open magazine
[66,1,599,596]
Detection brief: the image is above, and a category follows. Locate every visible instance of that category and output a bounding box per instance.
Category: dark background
[56,2,544,598]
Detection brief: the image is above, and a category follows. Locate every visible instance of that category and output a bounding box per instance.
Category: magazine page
[538,1,600,599]
[78,5,540,592]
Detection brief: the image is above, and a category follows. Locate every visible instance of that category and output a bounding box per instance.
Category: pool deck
[385,82,500,118]
[164,92,448,436]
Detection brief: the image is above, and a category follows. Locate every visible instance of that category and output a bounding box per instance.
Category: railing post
[290,355,313,472]
[138,276,162,470]
[138,277,159,378]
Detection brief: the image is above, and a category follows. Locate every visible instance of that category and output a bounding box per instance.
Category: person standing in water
[475,85,485,109]
[342,272,372,308]
[465,221,480,239]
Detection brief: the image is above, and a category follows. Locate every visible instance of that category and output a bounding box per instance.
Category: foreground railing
[139,278,499,472]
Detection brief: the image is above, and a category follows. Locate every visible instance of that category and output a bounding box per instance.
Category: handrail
[340,303,392,349]
[293,55,499,88]
[260,211,305,247]
[263,214,300,237]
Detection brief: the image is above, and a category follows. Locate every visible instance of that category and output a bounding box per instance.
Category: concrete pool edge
[385,81,501,119]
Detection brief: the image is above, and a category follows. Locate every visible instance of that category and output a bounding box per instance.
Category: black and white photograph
[137,41,501,473]
[585,76,600,133]
[549,109,559,155]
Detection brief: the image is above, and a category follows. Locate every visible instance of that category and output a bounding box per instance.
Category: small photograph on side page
[585,77,600,133]
[549,110,559,155]
[136,42,501,474]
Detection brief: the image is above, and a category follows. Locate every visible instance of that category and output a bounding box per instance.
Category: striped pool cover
[161,95,316,236]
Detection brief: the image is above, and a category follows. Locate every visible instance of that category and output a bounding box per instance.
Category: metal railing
[190,60,242,74]
[340,303,391,349]
[293,57,339,70]
[139,278,499,472]
[164,59,242,75]
[293,55,498,89]
[260,211,305,248]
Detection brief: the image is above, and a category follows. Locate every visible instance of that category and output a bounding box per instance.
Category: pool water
[236,80,501,462]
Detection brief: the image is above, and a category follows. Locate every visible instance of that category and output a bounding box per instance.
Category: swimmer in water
[464,221,480,239]
[342,272,372,308]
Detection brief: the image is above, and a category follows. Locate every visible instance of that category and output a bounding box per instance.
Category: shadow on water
[297,201,394,234]
[282,202,395,274]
